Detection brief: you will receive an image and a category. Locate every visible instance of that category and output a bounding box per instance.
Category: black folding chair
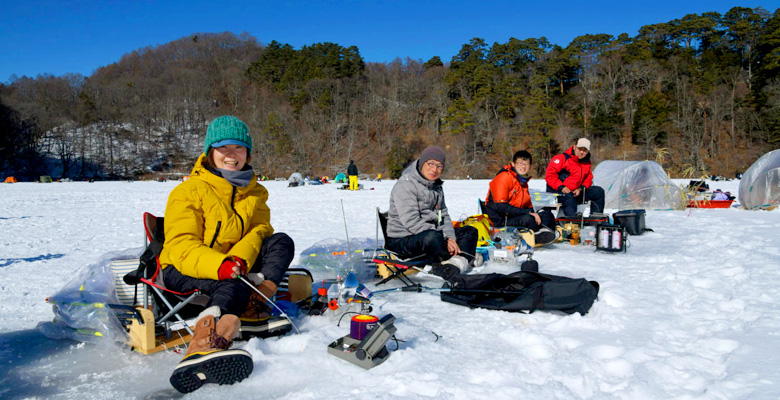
[372,208,433,287]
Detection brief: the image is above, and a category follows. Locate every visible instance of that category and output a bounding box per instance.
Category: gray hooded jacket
[386,160,456,239]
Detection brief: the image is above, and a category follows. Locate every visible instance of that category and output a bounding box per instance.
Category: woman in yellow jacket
[163,115,294,394]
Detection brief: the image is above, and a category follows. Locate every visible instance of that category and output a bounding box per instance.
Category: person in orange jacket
[485,150,556,244]
[545,138,605,217]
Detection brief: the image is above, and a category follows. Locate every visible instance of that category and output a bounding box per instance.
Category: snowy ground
[1,177,779,399]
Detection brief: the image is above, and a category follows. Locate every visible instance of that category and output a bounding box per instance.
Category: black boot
[430,264,460,280]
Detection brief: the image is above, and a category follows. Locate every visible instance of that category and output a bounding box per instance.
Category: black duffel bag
[440,271,599,315]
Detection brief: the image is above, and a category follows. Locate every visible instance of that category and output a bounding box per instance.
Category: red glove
[217,257,247,280]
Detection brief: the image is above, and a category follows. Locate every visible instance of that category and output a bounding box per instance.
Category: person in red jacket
[545,138,605,217]
[485,150,557,244]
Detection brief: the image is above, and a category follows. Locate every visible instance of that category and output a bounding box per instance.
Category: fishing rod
[304,249,367,257]
[370,284,441,295]
[371,284,534,297]
[341,199,355,272]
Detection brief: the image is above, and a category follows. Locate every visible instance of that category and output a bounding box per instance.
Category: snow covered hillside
[1,178,779,399]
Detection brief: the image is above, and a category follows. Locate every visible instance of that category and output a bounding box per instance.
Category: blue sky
[1,1,776,83]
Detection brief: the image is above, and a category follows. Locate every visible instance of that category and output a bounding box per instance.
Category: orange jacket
[485,164,533,209]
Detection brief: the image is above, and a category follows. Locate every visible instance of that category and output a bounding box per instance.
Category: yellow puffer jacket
[159,154,274,280]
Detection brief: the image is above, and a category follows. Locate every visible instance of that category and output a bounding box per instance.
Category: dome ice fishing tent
[593,160,684,210]
[738,149,780,210]
[334,173,347,183]
[288,172,304,186]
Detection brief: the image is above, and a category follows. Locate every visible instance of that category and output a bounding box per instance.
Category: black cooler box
[612,209,646,235]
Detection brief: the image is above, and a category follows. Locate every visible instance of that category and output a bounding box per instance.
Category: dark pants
[250,232,295,285]
[550,186,605,217]
[162,232,295,316]
[488,209,556,231]
[386,226,478,263]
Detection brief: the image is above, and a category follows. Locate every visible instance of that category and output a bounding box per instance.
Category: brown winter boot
[169,306,253,393]
[240,280,278,321]
[238,280,293,340]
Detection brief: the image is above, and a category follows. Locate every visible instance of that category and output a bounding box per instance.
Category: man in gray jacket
[385,146,479,279]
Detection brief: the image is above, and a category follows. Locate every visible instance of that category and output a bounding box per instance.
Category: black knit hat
[420,146,446,167]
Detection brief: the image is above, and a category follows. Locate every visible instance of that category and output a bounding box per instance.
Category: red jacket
[545,146,593,192]
[486,164,533,209]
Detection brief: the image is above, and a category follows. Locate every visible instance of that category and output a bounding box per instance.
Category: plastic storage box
[612,209,646,235]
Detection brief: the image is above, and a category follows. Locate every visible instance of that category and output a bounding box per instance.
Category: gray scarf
[211,166,254,187]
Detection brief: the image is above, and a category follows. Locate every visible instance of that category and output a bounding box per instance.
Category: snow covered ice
[1,178,779,399]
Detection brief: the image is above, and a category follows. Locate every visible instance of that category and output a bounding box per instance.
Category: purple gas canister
[350,314,379,340]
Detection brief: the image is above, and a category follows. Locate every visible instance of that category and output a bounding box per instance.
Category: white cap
[576,138,591,151]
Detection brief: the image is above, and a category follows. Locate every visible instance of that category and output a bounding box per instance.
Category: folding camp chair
[372,208,433,287]
[123,213,308,353]
[121,212,210,354]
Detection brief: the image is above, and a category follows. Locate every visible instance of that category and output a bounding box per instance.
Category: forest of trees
[1,7,778,181]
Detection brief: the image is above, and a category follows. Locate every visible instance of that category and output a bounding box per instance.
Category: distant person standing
[545,138,605,217]
[347,160,359,190]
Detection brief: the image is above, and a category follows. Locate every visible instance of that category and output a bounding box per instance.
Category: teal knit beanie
[203,116,253,155]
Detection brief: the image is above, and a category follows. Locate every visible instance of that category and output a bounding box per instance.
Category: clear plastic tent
[288,172,303,185]
[593,160,684,210]
[739,149,780,210]
[298,237,379,282]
